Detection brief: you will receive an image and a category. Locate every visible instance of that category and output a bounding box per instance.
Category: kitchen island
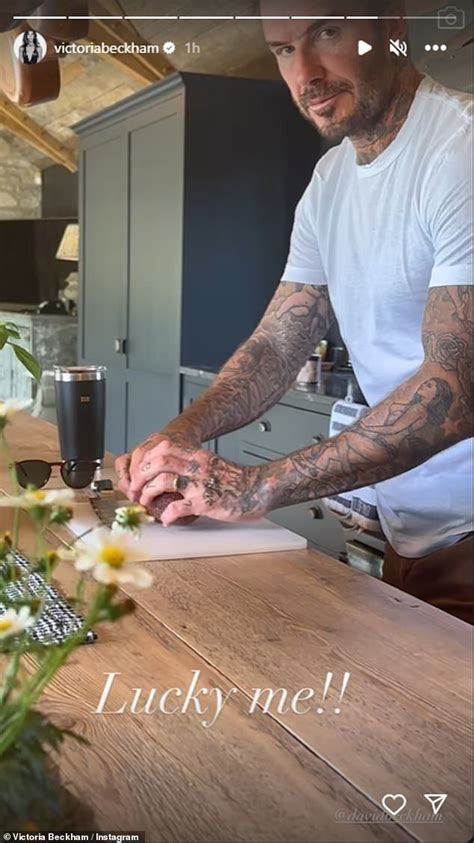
[0,414,471,842]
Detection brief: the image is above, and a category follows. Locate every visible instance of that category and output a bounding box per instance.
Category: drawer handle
[312,434,325,444]
[114,338,127,354]
[308,506,324,520]
[257,420,271,433]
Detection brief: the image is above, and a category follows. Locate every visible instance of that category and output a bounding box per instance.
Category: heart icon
[382,794,407,816]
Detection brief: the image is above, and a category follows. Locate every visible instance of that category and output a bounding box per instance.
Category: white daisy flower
[59,531,152,590]
[0,606,35,639]
[111,504,154,536]
[0,488,75,510]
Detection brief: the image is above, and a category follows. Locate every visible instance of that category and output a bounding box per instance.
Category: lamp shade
[56,223,79,261]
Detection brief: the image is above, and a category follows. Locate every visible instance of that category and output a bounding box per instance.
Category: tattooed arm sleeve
[161,281,333,443]
[258,286,473,511]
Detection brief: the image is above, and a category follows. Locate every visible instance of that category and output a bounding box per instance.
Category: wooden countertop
[1,414,471,842]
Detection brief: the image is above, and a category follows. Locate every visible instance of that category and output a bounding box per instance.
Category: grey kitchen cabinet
[240,448,347,557]
[74,72,319,457]
[81,132,128,377]
[180,373,338,554]
[231,407,347,558]
[239,402,328,455]
[76,94,183,455]
[103,367,128,458]
[180,372,384,561]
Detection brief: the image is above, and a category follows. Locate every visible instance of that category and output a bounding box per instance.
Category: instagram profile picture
[13,30,47,65]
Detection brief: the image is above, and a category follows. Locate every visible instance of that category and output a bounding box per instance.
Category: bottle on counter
[296,352,322,385]
[314,339,328,361]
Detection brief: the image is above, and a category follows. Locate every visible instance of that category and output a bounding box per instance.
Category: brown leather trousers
[383,534,474,624]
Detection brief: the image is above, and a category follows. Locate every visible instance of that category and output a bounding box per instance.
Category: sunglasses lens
[15,460,51,489]
[61,461,97,489]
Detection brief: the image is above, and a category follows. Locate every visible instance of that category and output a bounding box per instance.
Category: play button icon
[358,39,373,56]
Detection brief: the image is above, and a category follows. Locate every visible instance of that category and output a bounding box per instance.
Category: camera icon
[437,5,465,29]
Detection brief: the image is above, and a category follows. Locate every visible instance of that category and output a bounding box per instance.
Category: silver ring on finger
[173,474,189,493]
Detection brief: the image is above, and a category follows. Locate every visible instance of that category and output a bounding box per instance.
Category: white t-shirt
[282,75,473,557]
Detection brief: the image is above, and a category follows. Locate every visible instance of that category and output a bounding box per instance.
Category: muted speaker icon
[390,39,408,57]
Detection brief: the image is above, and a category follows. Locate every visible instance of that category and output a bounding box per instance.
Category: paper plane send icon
[358,40,372,56]
[424,794,447,815]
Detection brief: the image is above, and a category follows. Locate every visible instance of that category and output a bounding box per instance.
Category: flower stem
[0,651,20,706]
[0,586,105,757]
[0,430,21,547]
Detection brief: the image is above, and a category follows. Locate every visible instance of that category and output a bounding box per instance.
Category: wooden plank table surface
[1,414,472,842]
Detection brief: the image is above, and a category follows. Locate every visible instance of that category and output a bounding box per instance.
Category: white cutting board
[67,502,307,561]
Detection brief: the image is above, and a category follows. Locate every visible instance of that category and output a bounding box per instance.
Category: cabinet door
[80,132,128,370]
[104,366,127,457]
[125,374,183,447]
[78,357,126,457]
[127,96,184,436]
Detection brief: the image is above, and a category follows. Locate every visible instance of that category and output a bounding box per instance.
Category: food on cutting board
[146,492,197,526]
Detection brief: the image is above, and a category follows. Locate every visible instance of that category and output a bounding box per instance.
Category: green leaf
[0,326,8,351]
[0,322,21,341]
[9,343,42,382]
[3,322,21,338]
[0,707,90,830]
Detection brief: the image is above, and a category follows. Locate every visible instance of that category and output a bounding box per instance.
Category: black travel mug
[54,366,106,463]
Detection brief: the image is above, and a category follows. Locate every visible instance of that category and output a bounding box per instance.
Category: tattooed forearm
[422,285,474,424]
[161,282,332,444]
[256,286,473,512]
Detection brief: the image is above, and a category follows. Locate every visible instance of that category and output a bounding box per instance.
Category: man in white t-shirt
[117,1,473,622]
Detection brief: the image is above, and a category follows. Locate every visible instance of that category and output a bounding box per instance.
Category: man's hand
[115,451,134,497]
[115,433,163,498]
[133,440,268,526]
[115,430,197,496]
[115,280,332,513]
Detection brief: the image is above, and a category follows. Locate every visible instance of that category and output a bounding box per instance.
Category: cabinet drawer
[241,448,345,557]
[270,500,345,558]
[240,403,329,455]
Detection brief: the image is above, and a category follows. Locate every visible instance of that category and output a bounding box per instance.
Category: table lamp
[56,223,79,314]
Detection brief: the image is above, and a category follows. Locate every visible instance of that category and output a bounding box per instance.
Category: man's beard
[296,78,392,143]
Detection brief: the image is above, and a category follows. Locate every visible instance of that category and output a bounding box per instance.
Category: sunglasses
[14,460,99,490]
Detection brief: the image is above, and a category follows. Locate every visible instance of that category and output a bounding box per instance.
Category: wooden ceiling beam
[85,0,175,85]
[0,94,77,171]
[61,59,83,86]
[85,21,161,85]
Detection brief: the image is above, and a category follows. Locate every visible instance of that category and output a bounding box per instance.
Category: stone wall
[0,132,41,220]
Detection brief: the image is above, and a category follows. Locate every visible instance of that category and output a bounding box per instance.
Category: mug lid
[54,365,106,382]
